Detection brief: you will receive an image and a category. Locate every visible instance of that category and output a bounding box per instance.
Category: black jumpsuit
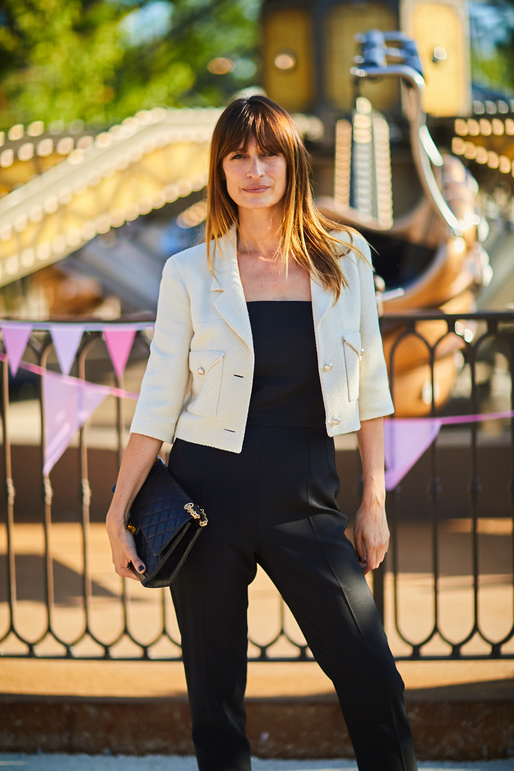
[169,301,417,771]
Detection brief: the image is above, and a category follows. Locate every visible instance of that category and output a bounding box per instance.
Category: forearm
[356,416,386,507]
[354,417,389,573]
[106,432,163,533]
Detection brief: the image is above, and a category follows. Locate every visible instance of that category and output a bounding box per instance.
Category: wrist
[106,507,129,533]
[360,487,386,509]
[361,470,385,501]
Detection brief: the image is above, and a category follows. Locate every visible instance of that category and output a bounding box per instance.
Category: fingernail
[138,565,145,572]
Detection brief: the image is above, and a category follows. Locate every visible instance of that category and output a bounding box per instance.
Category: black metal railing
[380,310,514,659]
[0,311,513,660]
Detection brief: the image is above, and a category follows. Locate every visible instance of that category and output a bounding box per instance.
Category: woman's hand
[106,512,146,580]
[106,432,163,581]
[353,500,390,575]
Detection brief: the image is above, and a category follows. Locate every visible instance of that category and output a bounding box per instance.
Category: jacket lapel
[311,275,334,330]
[210,229,337,343]
[211,228,253,348]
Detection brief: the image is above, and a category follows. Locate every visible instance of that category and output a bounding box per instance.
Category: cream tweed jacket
[130,228,394,452]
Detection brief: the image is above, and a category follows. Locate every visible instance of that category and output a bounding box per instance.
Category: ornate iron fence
[0,310,513,660]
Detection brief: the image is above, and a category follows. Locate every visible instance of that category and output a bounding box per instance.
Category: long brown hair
[205,95,366,299]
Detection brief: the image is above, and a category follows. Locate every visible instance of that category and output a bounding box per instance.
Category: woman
[106,95,417,771]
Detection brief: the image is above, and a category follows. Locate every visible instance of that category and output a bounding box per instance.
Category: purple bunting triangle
[103,328,137,379]
[384,418,442,490]
[42,371,107,476]
[50,324,85,375]
[2,324,33,376]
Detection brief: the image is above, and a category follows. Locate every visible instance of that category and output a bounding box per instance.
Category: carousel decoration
[316,30,491,415]
[0,109,219,288]
[1,0,513,417]
[0,107,322,316]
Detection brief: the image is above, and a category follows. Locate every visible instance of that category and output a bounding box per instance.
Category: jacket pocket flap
[342,332,362,359]
[189,350,225,374]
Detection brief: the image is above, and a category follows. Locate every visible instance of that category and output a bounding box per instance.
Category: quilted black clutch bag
[118,457,207,588]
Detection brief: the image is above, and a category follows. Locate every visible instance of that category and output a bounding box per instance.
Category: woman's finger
[126,543,146,576]
[115,554,146,580]
[109,531,146,580]
[116,563,139,580]
[365,537,389,573]
[353,529,368,571]
[356,533,389,574]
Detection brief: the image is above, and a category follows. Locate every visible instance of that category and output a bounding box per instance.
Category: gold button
[197,367,205,375]
[322,363,333,372]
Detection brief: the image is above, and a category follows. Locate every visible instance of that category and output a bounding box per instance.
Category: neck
[237,206,283,257]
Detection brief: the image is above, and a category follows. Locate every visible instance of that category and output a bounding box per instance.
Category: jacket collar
[310,274,333,328]
[210,226,335,347]
[211,227,253,348]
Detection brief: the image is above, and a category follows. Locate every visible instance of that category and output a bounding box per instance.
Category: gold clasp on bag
[184,502,199,518]
[184,502,208,527]
[127,523,136,534]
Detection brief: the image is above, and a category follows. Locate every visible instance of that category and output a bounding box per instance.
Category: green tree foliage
[470,0,514,93]
[0,0,260,129]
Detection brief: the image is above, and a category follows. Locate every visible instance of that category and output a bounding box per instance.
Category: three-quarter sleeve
[355,236,394,422]
[130,257,193,443]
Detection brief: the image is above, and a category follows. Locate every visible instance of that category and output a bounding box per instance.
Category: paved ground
[0,757,513,770]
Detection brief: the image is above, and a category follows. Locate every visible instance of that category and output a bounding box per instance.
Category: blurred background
[0,0,513,322]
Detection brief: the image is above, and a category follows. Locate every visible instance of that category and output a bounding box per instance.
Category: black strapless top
[246,301,325,428]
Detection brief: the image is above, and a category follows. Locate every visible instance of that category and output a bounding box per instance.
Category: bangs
[219,100,296,158]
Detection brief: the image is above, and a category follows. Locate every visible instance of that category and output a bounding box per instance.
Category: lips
[242,186,270,192]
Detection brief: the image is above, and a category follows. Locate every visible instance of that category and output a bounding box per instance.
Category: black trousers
[169,425,417,771]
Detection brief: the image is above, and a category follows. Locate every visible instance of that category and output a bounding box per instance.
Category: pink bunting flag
[384,418,442,490]
[103,328,137,380]
[42,371,107,476]
[50,324,85,375]
[1,324,33,376]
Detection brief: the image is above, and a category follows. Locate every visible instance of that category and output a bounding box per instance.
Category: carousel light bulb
[1,149,14,167]
[8,124,24,141]
[499,156,511,174]
[274,52,297,71]
[18,143,34,161]
[6,255,19,276]
[475,147,488,164]
[37,138,53,157]
[57,137,74,155]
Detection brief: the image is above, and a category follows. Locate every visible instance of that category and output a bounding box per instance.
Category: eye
[230,152,245,160]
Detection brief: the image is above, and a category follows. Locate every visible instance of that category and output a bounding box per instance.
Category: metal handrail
[352,30,463,236]
[1,311,513,660]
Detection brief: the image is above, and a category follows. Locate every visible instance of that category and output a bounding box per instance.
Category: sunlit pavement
[0,757,514,770]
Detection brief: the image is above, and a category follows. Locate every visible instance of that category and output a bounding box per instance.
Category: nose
[247,155,264,178]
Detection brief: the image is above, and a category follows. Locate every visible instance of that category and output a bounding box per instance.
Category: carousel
[317,30,491,416]
[1,0,513,417]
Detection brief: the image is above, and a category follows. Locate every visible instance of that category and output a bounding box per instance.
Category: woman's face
[221,136,287,213]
